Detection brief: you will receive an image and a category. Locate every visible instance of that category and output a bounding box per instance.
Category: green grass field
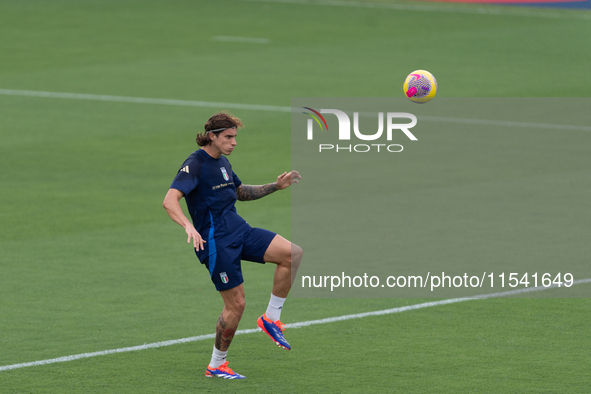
[1,0,590,392]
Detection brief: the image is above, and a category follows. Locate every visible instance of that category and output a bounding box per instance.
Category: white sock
[209,345,227,368]
[265,293,286,322]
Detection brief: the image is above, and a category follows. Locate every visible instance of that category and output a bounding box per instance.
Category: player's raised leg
[205,284,247,379]
[257,235,303,350]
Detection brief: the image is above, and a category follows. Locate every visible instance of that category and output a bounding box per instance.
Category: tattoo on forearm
[215,313,237,351]
[236,183,278,201]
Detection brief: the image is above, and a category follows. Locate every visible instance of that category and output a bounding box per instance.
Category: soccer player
[162,112,303,379]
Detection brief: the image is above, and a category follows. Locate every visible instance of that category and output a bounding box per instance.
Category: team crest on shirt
[220,167,229,181]
[220,272,229,284]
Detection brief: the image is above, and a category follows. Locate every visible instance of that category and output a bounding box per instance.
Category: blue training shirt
[170,149,251,260]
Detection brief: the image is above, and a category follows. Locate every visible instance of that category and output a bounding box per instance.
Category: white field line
[244,0,591,19]
[1,278,589,372]
[0,88,589,132]
[419,115,591,132]
[213,36,271,44]
[0,89,291,113]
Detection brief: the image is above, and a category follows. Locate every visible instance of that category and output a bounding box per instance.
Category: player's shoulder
[179,150,207,175]
[187,149,207,162]
[220,154,232,167]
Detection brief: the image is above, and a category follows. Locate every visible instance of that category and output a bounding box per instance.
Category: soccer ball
[403,70,437,103]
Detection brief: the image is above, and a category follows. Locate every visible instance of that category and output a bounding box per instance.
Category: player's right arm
[162,188,206,251]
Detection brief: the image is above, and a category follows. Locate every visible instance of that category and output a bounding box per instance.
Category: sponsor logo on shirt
[212,183,231,190]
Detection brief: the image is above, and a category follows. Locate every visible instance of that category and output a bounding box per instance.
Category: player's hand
[276,170,301,190]
[185,225,206,251]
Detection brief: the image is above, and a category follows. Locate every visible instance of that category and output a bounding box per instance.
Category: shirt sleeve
[170,164,199,195]
[232,170,242,188]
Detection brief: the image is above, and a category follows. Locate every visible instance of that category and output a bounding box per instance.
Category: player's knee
[235,293,246,310]
[229,299,245,318]
[291,244,303,269]
[235,298,246,316]
[280,244,302,270]
[225,295,246,317]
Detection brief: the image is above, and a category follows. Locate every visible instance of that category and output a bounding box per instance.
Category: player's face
[212,128,237,156]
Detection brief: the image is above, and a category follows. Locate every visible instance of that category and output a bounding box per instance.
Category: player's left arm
[236,170,301,201]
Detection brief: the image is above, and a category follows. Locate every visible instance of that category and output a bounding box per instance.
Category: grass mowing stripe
[244,0,591,19]
[0,89,588,132]
[2,278,589,373]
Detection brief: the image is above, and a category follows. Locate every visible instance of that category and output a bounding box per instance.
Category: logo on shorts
[220,272,229,284]
[220,167,229,181]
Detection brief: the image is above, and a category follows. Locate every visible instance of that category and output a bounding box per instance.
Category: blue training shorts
[198,227,277,291]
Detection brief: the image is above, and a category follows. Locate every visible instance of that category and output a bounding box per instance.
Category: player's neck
[201,145,222,159]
